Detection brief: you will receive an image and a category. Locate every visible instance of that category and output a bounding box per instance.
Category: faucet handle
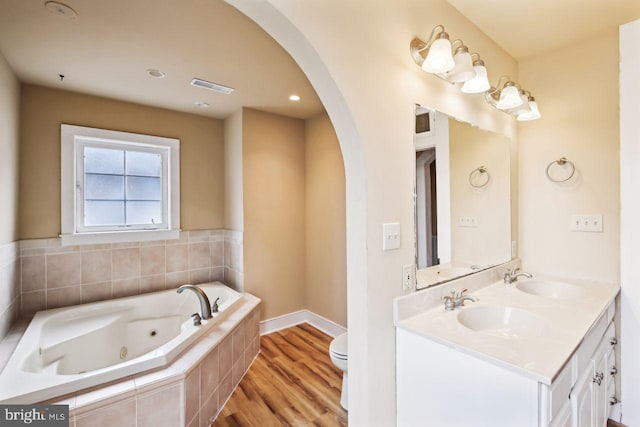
[191,313,202,326]
[454,289,468,299]
[211,297,220,314]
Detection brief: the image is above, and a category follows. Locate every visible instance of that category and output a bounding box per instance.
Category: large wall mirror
[414,105,512,289]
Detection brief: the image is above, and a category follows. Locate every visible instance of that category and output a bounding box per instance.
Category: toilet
[329,332,348,410]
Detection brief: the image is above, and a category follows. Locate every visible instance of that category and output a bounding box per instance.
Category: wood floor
[212,324,348,427]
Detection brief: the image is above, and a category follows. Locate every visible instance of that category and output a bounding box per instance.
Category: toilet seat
[330,333,348,358]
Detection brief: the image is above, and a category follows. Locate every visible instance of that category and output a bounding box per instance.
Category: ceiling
[0,0,324,119]
[447,0,640,60]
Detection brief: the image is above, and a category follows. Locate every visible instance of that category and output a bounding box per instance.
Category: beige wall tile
[189,269,209,285]
[232,322,245,362]
[218,371,233,408]
[218,335,232,378]
[137,384,182,427]
[20,291,45,318]
[112,248,140,280]
[199,388,219,427]
[47,286,81,309]
[210,241,223,267]
[47,253,81,288]
[21,255,45,292]
[166,271,188,290]
[112,278,140,298]
[76,398,136,427]
[185,367,200,426]
[81,250,111,284]
[189,243,209,270]
[199,347,219,403]
[140,245,165,276]
[81,282,112,304]
[140,275,165,294]
[166,245,187,273]
[210,267,223,283]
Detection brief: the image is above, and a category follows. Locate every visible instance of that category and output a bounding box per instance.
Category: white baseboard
[260,309,346,338]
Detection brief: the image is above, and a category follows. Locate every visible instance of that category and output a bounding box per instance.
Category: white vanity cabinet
[396,300,617,427]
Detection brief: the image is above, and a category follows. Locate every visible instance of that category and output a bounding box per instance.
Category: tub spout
[177,285,213,319]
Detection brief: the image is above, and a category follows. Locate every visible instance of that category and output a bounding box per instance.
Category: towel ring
[469,166,490,188]
[546,157,575,183]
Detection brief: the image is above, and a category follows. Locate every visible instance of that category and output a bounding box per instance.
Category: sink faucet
[503,268,532,284]
[177,285,213,319]
[443,289,478,311]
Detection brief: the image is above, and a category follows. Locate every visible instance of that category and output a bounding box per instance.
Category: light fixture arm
[487,75,511,95]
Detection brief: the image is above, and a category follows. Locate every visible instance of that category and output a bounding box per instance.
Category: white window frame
[61,124,180,245]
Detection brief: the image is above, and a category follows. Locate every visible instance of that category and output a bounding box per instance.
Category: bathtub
[0,282,241,404]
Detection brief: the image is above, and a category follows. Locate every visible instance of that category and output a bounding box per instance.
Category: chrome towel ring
[469,166,490,188]
[546,157,575,183]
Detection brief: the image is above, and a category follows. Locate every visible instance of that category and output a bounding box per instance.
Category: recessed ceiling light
[44,1,78,19]
[194,101,209,108]
[289,94,301,101]
[146,69,166,79]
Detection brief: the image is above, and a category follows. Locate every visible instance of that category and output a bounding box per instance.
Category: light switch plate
[570,214,603,232]
[382,223,401,251]
[458,215,478,228]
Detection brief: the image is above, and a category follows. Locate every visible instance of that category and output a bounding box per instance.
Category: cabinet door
[593,344,608,427]
[550,401,572,427]
[571,361,595,427]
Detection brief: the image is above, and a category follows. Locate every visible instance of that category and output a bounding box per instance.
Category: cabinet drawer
[541,361,573,424]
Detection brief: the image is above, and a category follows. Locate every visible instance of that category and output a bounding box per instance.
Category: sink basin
[457,306,547,339]
[516,279,587,299]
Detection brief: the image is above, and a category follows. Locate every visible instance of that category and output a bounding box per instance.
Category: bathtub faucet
[177,285,213,319]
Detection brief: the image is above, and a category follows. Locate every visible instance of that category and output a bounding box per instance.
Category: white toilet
[329,332,348,410]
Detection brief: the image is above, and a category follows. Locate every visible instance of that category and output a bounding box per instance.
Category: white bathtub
[0,282,241,404]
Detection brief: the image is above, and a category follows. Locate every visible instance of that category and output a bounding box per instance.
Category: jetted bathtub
[0,282,241,403]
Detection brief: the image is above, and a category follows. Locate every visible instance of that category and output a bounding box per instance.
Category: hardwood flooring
[212,324,348,427]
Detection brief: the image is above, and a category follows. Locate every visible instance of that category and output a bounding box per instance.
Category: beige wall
[0,53,20,245]
[450,119,511,266]
[224,109,244,231]
[518,30,620,283]
[242,108,306,319]
[305,113,346,327]
[19,85,225,239]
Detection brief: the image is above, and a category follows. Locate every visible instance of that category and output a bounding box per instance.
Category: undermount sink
[516,279,587,300]
[457,306,548,339]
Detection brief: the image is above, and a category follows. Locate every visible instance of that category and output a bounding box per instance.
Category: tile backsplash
[18,229,243,320]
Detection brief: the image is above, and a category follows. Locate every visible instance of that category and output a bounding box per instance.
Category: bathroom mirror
[414,105,511,289]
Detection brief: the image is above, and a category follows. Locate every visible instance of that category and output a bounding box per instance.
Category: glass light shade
[461,65,490,93]
[446,49,476,83]
[422,38,455,73]
[496,84,523,110]
[507,93,531,115]
[517,100,541,121]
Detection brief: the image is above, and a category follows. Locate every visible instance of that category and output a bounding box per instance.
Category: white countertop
[396,275,619,384]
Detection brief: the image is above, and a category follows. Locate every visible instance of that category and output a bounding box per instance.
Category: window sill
[60,229,181,246]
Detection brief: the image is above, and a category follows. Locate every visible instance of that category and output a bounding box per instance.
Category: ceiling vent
[190,78,234,94]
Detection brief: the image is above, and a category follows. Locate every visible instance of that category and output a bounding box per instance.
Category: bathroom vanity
[394,264,619,427]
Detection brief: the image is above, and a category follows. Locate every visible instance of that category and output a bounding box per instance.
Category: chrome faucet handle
[191,313,202,326]
[211,297,220,314]
[454,289,468,299]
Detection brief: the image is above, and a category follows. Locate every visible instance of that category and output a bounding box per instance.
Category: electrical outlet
[458,215,478,228]
[570,214,603,232]
[402,264,415,292]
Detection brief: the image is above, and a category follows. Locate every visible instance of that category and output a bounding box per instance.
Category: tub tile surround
[0,241,20,341]
[18,229,244,319]
[44,294,261,427]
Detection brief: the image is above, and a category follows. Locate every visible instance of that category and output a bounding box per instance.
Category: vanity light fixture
[445,42,476,83]
[410,25,455,74]
[411,26,541,120]
[461,55,491,93]
[517,96,542,121]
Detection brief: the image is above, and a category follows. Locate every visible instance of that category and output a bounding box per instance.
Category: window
[61,125,180,245]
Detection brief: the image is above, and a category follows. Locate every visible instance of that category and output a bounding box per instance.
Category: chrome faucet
[442,289,478,311]
[177,285,213,319]
[503,268,532,284]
